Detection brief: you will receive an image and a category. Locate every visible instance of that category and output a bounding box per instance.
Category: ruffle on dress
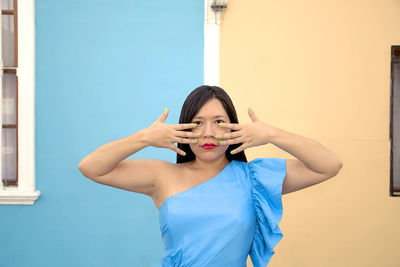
[248,158,286,267]
[161,248,183,267]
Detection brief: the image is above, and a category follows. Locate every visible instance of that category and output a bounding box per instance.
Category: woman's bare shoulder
[150,160,194,209]
[153,159,193,176]
[153,159,194,168]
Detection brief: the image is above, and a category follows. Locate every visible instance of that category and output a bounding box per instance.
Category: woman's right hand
[141,108,200,156]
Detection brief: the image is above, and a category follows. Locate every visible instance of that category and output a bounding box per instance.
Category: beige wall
[219,1,400,266]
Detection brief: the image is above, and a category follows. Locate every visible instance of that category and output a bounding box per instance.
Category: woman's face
[189,98,231,162]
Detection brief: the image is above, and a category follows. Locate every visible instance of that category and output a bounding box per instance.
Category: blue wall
[0,1,204,266]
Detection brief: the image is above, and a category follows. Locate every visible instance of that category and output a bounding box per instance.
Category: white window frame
[0,0,40,205]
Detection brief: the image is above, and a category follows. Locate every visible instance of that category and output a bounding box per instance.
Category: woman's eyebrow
[193,115,226,119]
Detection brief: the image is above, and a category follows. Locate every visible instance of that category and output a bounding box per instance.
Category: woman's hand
[142,108,199,156]
[216,108,276,154]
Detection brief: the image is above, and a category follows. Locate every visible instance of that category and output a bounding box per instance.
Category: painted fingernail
[230,150,235,154]
[219,141,223,145]
[182,152,186,156]
[197,132,201,137]
[192,123,197,126]
[194,139,198,143]
[215,134,220,139]
[249,107,253,111]
[218,123,223,126]
[164,108,168,112]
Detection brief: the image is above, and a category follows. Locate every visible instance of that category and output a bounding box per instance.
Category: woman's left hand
[217,108,277,154]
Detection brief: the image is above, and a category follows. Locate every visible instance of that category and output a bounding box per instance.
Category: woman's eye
[216,120,224,124]
[193,121,201,125]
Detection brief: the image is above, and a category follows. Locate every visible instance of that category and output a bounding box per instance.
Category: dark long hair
[176,85,247,163]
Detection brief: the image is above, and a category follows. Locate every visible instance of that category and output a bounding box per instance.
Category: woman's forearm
[78,129,149,178]
[270,127,343,175]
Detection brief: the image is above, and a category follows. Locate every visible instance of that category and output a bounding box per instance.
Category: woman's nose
[202,123,216,138]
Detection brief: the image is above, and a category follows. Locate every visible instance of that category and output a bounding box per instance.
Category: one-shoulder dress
[158,158,286,267]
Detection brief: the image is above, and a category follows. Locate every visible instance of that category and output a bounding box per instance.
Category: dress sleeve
[248,158,286,267]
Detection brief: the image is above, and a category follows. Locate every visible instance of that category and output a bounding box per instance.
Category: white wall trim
[204,0,220,86]
[0,0,40,205]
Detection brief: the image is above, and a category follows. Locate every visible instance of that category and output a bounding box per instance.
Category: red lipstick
[201,143,217,149]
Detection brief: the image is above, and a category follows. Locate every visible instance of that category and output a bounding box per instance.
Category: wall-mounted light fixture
[210,0,228,25]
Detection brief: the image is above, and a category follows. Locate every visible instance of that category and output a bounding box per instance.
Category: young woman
[78,85,343,267]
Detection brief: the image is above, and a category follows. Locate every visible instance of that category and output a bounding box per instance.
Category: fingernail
[230,150,234,154]
[194,139,198,143]
[218,123,223,126]
[249,107,253,111]
[164,108,168,112]
[192,123,197,126]
[197,132,201,137]
[215,134,220,139]
[182,152,186,156]
[219,141,223,145]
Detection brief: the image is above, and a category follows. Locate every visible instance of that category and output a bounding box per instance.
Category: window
[0,0,39,204]
[390,46,400,197]
[1,0,18,187]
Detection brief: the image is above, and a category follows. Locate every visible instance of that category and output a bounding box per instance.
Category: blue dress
[158,158,286,267]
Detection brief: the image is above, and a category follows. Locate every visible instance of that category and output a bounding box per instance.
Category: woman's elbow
[330,159,343,177]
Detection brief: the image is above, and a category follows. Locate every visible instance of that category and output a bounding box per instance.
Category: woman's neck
[190,156,230,172]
